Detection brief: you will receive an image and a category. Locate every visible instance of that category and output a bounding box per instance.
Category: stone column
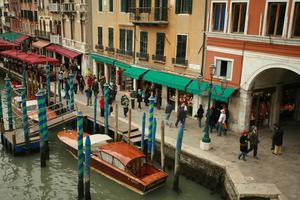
[161,86,168,109]
[175,89,179,112]
[133,79,138,91]
[294,88,300,121]
[115,67,120,91]
[92,60,97,77]
[236,89,252,132]
[104,63,109,83]
[270,86,282,126]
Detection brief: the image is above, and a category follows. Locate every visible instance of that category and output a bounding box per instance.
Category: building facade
[205,0,300,132]
[91,0,209,116]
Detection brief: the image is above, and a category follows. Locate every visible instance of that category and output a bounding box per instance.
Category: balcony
[137,52,149,61]
[105,46,115,53]
[95,44,104,51]
[48,3,60,12]
[79,4,87,13]
[172,57,188,67]
[62,38,88,53]
[50,34,62,45]
[152,54,166,63]
[62,3,75,13]
[35,30,50,40]
[129,7,168,25]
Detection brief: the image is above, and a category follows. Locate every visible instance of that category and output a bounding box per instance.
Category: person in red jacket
[87,75,93,89]
[99,95,104,117]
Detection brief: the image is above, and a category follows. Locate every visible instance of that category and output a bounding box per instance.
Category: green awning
[91,53,114,65]
[186,80,236,102]
[114,60,131,69]
[0,32,23,42]
[143,70,192,91]
[123,67,148,80]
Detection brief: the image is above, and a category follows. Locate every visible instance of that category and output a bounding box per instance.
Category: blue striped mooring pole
[41,88,49,160]
[77,111,84,199]
[22,63,26,93]
[69,73,74,110]
[20,87,29,145]
[5,75,13,130]
[104,83,109,135]
[85,136,91,200]
[151,117,157,161]
[147,96,155,154]
[45,64,50,104]
[93,94,97,134]
[141,112,146,153]
[0,90,3,121]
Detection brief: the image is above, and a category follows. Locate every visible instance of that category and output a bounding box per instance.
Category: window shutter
[226,61,232,79]
[126,30,133,52]
[98,27,102,46]
[175,0,180,14]
[187,0,193,14]
[98,0,102,12]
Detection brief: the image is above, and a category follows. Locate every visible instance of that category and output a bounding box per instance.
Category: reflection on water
[0,72,221,200]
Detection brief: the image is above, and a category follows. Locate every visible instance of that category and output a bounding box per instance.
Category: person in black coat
[175,105,186,128]
[195,104,204,128]
[136,89,143,109]
[273,123,284,155]
[238,131,248,161]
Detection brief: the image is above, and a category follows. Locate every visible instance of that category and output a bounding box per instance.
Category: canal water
[0,72,221,200]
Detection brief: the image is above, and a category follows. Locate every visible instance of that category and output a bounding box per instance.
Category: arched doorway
[248,68,300,128]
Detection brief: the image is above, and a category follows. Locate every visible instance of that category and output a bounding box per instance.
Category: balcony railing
[95,44,104,50]
[172,57,188,67]
[62,3,75,12]
[152,54,166,63]
[48,3,60,12]
[62,38,88,53]
[35,30,50,40]
[105,46,115,53]
[50,34,62,45]
[79,4,87,13]
[116,49,125,55]
[137,52,149,61]
[129,7,168,25]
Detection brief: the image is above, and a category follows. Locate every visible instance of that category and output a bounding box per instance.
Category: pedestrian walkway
[53,84,299,200]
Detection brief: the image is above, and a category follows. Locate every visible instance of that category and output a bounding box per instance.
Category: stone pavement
[54,85,299,200]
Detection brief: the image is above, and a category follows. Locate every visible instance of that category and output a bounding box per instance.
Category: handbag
[223,123,228,130]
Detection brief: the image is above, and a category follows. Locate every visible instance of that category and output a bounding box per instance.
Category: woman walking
[238,130,249,161]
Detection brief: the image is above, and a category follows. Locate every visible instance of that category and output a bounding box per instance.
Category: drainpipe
[200,0,208,76]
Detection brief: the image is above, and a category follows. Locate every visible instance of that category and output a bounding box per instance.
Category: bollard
[77,111,84,199]
[93,94,97,134]
[141,112,146,153]
[69,73,74,110]
[104,83,109,135]
[151,118,157,162]
[84,136,91,200]
[127,108,131,145]
[173,125,184,191]
[36,89,47,167]
[5,75,13,130]
[114,103,118,142]
[160,120,166,171]
[45,64,51,104]
[20,87,29,146]
[147,96,155,154]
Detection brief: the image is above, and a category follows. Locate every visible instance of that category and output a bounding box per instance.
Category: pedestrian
[79,74,85,94]
[121,94,129,117]
[137,89,143,109]
[195,104,204,128]
[87,75,93,89]
[209,106,216,132]
[129,90,136,109]
[85,87,92,106]
[217,109,226,136]
[165,101,173,126]
[247,126,259,159]
[273,123,284,155]
[156,90,162,110]
[58,70,64,90]
[175,104,186,128]
[238,130,248,161]
[92,76,99,96]
[73,73,79,94]
[144,87,150,106]
[99,95,104,117]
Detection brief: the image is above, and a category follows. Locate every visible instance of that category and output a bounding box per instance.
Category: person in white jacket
[217,109,226,136]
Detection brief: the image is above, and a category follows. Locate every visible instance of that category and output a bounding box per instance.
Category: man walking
[165,101,173,126]
[196,104,204,128]
[217,109,226,136]
[238,130,248,161]
[273,123,284,155]
[175,105,186,128]
[92,76,99,96]
[121,94,129,117]
[248,126,259,159]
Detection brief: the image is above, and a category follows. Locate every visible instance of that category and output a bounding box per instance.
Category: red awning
[45,44,81,59]
[0,39,18,50]
[15,35,30,45]
[0,49,59,64]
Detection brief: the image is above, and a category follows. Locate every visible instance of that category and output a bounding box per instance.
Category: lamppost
[198,64,228,150]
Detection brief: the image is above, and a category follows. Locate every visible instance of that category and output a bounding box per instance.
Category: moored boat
[57,129,168,195]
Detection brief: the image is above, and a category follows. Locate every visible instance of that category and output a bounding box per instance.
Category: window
[231,3,247,33]
[212,3,226,32]
[119,29,133,55]
[108,27,114,48]
[100,152,113,164]
[175,0,193,14]
[98,0,103,12]
[121,0,131,12]
[140,31,148,54]
[113,158,125,170]
[176,35,187,60]
[155,32,165,57]
[126,30,133,53]
[139,0,151,12]
[119,29,126,51]
[97,27,103,47]
[109,0,114,12]
[292,2,300,37]
[266,2,286,36]
[215,59,232,80]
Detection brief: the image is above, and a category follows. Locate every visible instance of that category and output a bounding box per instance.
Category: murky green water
[0,71,221,200]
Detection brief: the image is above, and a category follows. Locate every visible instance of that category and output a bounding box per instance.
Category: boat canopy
[83,134,112,147]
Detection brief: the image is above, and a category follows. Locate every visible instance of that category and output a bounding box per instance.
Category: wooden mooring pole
[84,136,91,200]
[173,125,184,191]
[127,108,131,145]
[77,111,84,199]
[114,103,118,142]
[160,120,166,171]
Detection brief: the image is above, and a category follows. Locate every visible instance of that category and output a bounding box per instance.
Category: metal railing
[172,57,188,67]
[35,30,50,40]
[137,52,149,61]
[152,54,166,63]
[62,3,75,12]
[48,3,60,12]
[50,34,62,45]
[129,7,168,24]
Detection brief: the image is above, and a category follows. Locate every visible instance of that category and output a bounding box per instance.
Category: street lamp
[198,64,227,150]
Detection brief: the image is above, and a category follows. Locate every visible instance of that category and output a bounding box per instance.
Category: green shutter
[175,0,180,14]
[119,29,125,50]
[187,0,193,14]
[126,30,133,52]
[98,27,102,46]
[98,0,102,11]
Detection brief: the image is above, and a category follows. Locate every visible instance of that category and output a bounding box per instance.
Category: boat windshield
[27,105,37,111]
[127,157,146,177]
